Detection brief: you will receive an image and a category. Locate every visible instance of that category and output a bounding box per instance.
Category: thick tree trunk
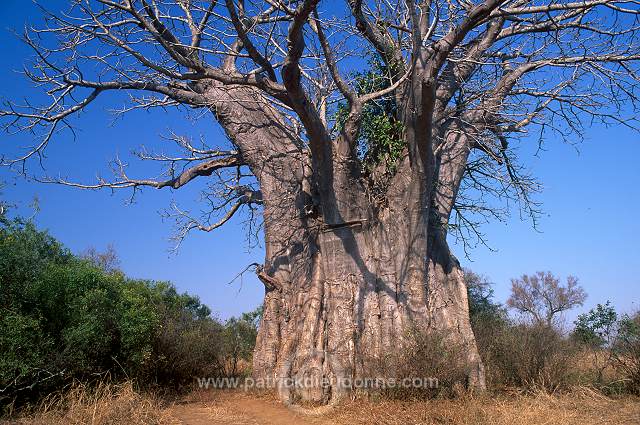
[252,198,485,404]
[199,83,484,405]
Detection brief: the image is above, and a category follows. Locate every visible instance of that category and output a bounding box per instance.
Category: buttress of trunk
[252,204,485,404]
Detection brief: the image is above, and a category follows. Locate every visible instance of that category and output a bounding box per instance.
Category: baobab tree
[2,0,639,404]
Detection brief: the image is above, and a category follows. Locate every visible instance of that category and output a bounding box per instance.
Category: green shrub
[612,312,640,394]
[0,311,53,388]
[219,307,261,377]
[149,287,225,387]
[573,302,618,349]
[464,269,511,389]
[0,218,257,412]
[572,302,618,385]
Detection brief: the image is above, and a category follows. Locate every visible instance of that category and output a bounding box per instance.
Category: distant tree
[573,302,618,383]
[463,269,509,388]
[81,244,121,274]
[507,272,586,326]
[223,306,262,377]
[612,312,640,394]
[241,305,264,329]
[574,302,618,349]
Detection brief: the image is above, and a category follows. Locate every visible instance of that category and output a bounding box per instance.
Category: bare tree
[1,0,639,403]
[81,244,121,273]
[508,271,587,326]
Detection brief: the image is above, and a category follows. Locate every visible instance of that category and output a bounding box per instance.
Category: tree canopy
[1,0,638,248]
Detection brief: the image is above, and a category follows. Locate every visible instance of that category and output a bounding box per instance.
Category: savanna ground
[4,385,639,425]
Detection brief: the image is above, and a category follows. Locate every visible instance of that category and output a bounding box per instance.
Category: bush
[0,218,258,413]
[150,288,226,387]
[612,312,640,394]
[572,302,618,385]
[464,269,509,389]
[465,269,508,328]
[570,304,640,394]
[464,269,599,393]
[360,328,469,399]
[400,329,469,395]
[573,302,618,349]
[222,308,262,377]
[484,323,577,392]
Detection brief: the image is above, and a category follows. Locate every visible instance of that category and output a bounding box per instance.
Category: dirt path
[166,389,640,425]
[167,392,322,425]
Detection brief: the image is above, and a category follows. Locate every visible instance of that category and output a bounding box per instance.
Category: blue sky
[1,1,638,322]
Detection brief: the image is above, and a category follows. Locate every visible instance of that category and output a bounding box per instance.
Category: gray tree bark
[252,200,484,404]
[194,78,485,406]
[225,93,487,403]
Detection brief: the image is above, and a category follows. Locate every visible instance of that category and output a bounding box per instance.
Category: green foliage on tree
[613,312,640,393]
[464,269,507,329]
[616,313,640,345]
[335,56,404,172]
[573,302,618,348]
[222,306,262,377]
[0,218,261,410]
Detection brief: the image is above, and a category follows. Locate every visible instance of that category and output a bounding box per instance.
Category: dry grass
[4,384,639,425]
[169,387,640,425]
[324,388,640,425]
[2,381,175,425]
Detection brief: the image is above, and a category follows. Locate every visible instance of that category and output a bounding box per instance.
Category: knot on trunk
[256,266,284,291]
